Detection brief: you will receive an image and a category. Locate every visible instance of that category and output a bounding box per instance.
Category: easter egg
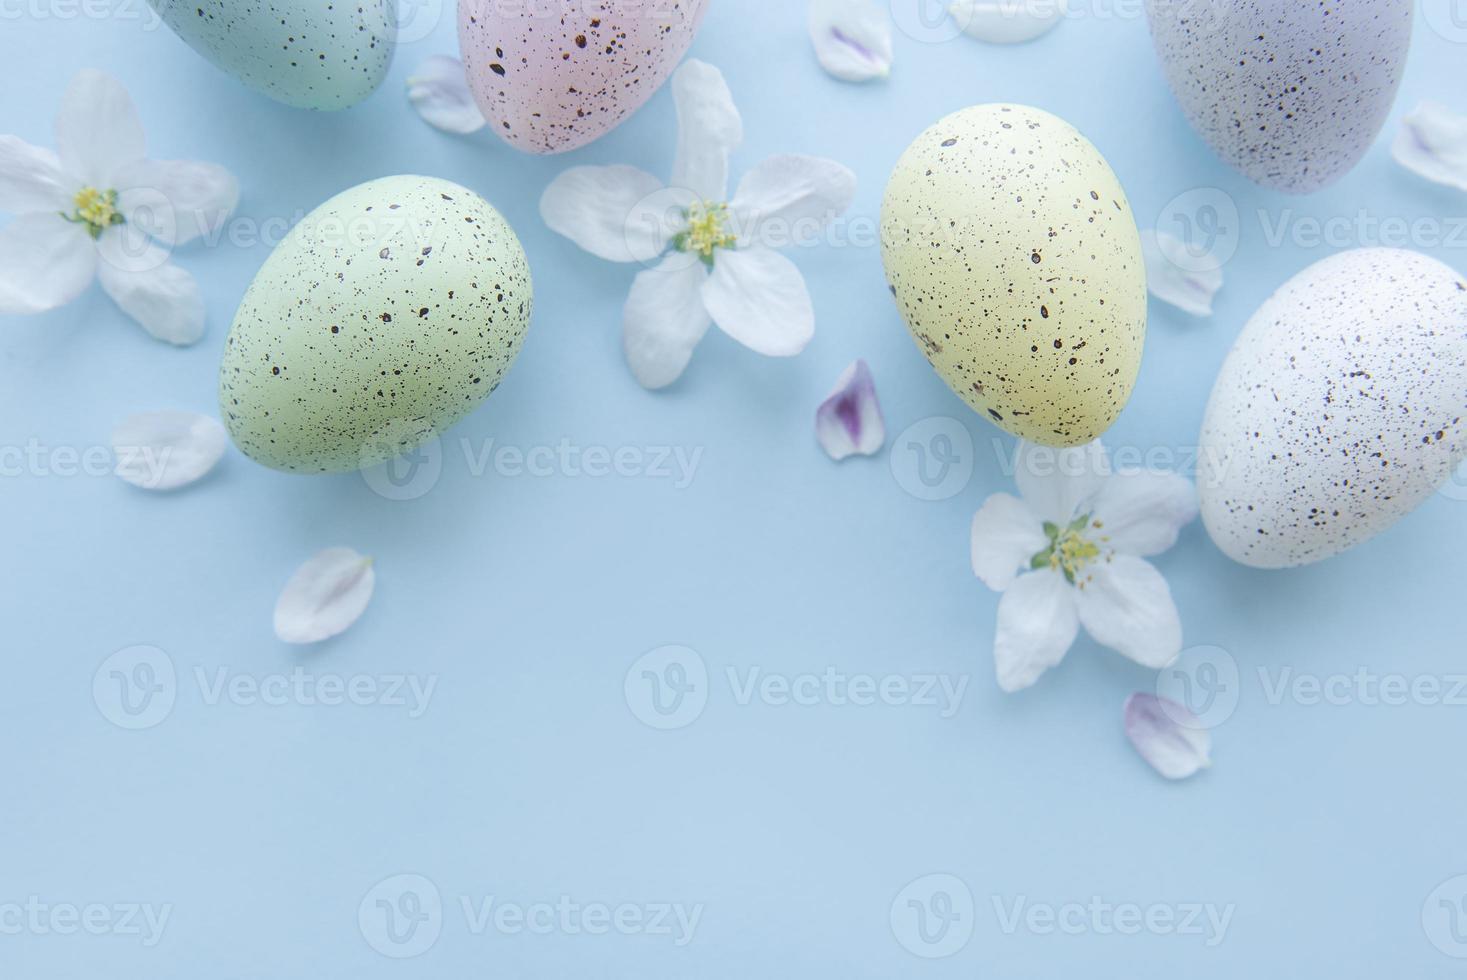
[219,176,532,474]
[1144,0,1412,194]
[146,0,395,110]
[1199,249,1467,569]
[458,0,710,154]
[880,104,1147,447]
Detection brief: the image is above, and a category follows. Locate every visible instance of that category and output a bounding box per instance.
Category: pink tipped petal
[540,165,674,264]
[1075,555,1183,670]
[1090,468,1198,557]
[994,569,1079,693]
[111,410,228,491]
[0,135,75,214]
[1141,229,1223,317]
[1013,439,1110,526]
[1124,693,1212,780]
[0,213,96,315]
[971,493,1047,592]
[729,155,858,248]
[1392,102,1467,193]
[55,69,145,188]
[816,359,885,461]
[808,0,894,82]
[702,246,815,357]
[274,547,377,645]
[623,254,711,389]
[670,60,743,202]
[406,55,488,134]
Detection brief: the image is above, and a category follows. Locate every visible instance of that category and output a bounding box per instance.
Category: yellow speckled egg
[880,104,1147,447]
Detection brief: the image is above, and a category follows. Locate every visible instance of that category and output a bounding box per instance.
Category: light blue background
[3,1,1467,976]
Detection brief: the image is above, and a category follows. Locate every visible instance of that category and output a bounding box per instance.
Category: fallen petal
[816,359,886,460]
[1392,101,1467,193]
[112,410,227,491]
[1124,692,1212,780]
[407,55,487,134]
[1141,229,1223,316]
[274,547,377,645]
[949,0,1067,44]
[809,0,894,82]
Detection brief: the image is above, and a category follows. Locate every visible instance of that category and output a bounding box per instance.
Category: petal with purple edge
[816,359,885,461]
[808,0,894,82]
[1392,102,1467,193]
[1124,692,1212,780]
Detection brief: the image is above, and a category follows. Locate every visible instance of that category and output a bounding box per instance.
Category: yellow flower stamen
[676,202,736,265]
[67,186,123,238]
[1032,514,1111,586]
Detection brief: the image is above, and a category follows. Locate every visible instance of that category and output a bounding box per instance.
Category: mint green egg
[147,0,395,110]
[220,175,533,474]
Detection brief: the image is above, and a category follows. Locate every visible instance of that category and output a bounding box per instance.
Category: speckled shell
[1144,0,1411,194]
[147,0,394,110]
[219,176,532,474]
[458,0,709,154]
[1199,249,1467,569]
[880,104,1147,448]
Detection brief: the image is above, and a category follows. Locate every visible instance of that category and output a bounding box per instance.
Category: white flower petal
[55,69,146,188]
[994,569,1079,693]
[1013,438,1110,526]
[1141,229,1223,317]
[114,158,238,246]
[1124,693,1212,780]
[540,165,675,263]
[816,359,885,461]
[670,59,743,202]
[97,228,204,345]
[949,0,1067,43]
[0,135,76,214]
[971,492,1047,591]
[729,154,857,248]
[701,245,815,357]
[808,0,894,82]
[111,410,227,491]
[274,547,377,645]
[406,55,488,134]
[1075,555,1183,670]
[623,253,711,389]
[1392,101,1467,193]
[1091,468,1198,557]
[0,213,96,315]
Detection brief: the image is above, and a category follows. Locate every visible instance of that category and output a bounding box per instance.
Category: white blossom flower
[971,440,1197,693]
[0,69,238,345]
[540,59,858,389]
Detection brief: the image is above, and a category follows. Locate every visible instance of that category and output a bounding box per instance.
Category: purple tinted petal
[1123,693,1212,780]
[816,359,886,461]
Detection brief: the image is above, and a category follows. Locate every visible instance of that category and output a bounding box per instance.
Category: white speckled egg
[1199,248,1467,569]
[458,0,710,154]
[1145,0,1411,194]
[219,176,532,474]
[880,104,1147,447]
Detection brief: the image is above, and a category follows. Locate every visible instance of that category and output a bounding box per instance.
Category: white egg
[1199,248,1467,568]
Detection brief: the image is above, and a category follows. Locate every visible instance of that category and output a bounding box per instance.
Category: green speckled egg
[220,175,532,474]
[880,104,1147,448]
[147,0,394,110]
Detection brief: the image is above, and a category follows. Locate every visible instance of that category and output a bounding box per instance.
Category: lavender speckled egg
[1199,249,1467,569]
[880,104,1147,448]
[458,0,710,154]
[220,176,532,474]
[1144,0,1411,194]
[146,0,395,110]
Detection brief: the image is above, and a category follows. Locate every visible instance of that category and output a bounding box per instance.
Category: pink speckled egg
[459,0,710,155]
